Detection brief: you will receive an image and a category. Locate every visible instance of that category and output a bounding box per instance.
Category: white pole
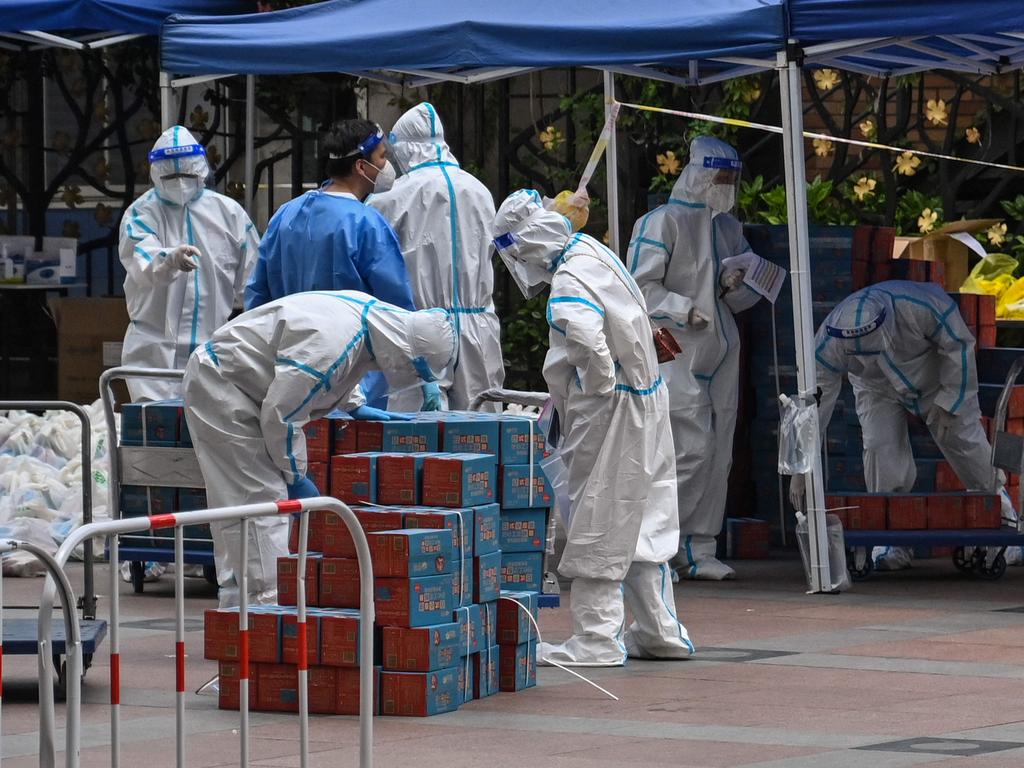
[245,75,256,220]
[159,71,174,130]
[777,47,831,593]
[602,70,620,255]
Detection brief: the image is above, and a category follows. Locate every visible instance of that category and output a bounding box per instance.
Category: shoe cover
[536,578,626,667]
[873,546,912,571]
[622,562,694,659]
[119,560,166,583]
[1005,547,1023,566]
[673,535,735,580]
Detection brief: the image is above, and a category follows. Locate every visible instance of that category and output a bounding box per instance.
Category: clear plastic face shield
[149,142,207,206]
[826,306,887,357]
[702,155,742,214]
[332,124,407,178]
[493,230,555,299]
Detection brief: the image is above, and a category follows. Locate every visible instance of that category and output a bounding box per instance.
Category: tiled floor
[3,554,1024,766]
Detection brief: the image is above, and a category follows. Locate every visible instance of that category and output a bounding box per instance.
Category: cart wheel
[82,652,93,674]
[203,564,218,586]
[970,547,989,572]
[54,658,67,701]
[847,548,874,581]
[129,561,145,594]
[977,553,1007,581]
[952,547,974,573]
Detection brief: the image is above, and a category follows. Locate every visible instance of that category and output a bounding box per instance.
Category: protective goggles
[702,156,743,171]
[148,143,207,163]
[825,308,887,339]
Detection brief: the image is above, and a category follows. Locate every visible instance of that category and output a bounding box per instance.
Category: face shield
[702,156,742,214]
[493,231,558,299]
[825,294,888,357]
[149,135,209,207]
[365,305,457,396]
[493,189,574,299]
[332,124,407,178]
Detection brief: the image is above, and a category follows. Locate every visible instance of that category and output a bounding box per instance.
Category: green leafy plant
[894,190,943,235]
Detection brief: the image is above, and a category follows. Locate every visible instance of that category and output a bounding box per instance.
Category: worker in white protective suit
[790,281,1017,571]
[369,102,504,411]
[119,125,259,402]
[183,291,456,607]
[627,136,763,581]
[493,189,693,666]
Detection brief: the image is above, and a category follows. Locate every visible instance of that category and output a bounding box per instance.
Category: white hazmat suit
[796,280,1015,570]
[627,137,762,580]
[120,125,258,401]
[494,189,693,666]
[370,103,505,411]
[183,291,456,607]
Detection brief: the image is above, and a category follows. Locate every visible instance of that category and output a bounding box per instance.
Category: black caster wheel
[847,548,874,581]
[977,553,1007,581]
[203,564,218,585]
[82,652,93,674]
[129,561,145,594]
[953,547,974,573]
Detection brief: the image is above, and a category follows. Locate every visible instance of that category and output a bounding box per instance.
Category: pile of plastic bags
[961,253,1024,318]
[0,402,112,576]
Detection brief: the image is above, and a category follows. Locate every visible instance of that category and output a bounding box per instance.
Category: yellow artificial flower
[925,98,949,126]
[853,177,877,201]
[813,68,840,91]
[538,125,563,151]
[987,222,1008,246]
[894,151,922,176]
[741,84,761,104]
[966,126,982,144]
[917,208,938,234]
[656,150,681,176]
[61,184,83,209]
[189,106,209,131]
[858,119,876,140]
[206,144,222,168]
[813,137,834,157]
[93,159,110,182]
[94,203,113,227]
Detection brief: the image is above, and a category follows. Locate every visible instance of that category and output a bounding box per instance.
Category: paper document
[723,252,788,304]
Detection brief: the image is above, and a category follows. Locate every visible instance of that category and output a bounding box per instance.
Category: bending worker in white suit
[627,136,763,580]
[119,125,258,402]
[370,102,505,411]
[493,189,693,666]
[790,280,1016,571]
[183,291,456,607]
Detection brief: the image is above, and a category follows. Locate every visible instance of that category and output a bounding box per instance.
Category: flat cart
[471,388,560,608]
[842,354,1024,581]
[100,367,215,593]
[0,400,105,690]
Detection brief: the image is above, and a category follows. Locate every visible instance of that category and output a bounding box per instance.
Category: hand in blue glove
[421,382,443,411]
[348,405,412,421]
[286,476,320,500]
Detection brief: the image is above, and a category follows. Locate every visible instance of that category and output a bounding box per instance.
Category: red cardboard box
[964,494,1001,528]
[332,418,359,454]
[277,554,321,607]
[382,623,462,672]
[309,666,337,715]
[978,294,996,326]
[376,453,429,505]
[926,495,965,529]
[335,666,380,716]
[255,663,299,712]
[936,461,965,492]
[368,528,456,578]
[356,421,385,452]
[204,608,280,663]
[288,507,329,554]
[320,610,360,667]
[304,419,331,463]
[886,495,927,530]
[218,661,257,710]
[331,454,377,505]
[953,292,978,326]
[845,495,887,530]
[379,668,459,716]
[321,507,404,558]
[307,462,329,496]
[281,612,319,666]
[319,557,361,609]
[375,574,457,628]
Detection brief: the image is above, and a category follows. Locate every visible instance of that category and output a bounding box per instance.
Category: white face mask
[362,159,396,195]
[706,184,735,214]
[160,175,203,206]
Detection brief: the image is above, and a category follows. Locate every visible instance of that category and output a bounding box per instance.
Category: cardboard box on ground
[892,219,1001,291]
[48,297,129,404]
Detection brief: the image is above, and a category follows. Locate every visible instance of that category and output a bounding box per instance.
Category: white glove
[934,407,956,443]
[168,245,200,272]
[687,308,710,330]
[788,473,806,511]
[720,268,746,292]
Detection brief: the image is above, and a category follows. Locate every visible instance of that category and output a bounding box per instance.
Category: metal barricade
[0,537,84,768]
[35,497,375,768]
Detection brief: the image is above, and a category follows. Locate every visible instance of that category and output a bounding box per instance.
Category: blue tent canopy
[0,0,252,35]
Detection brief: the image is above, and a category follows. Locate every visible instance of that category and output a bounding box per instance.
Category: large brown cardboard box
[51,297,129,404]
[892,219,1000,291]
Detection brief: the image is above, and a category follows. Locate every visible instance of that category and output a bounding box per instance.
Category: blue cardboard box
[422,454,497,508]
[144,399,183,447]
[480,601,498,648]
[441,415,501,456]
[499,508,548,553]
[452,603,482,656]
[120,405,144,446]
[402,508,473,555]
[471,503,500,556]
[380,667,460,716]
[474,551,502,603]
[500,464,553,509]
[456,657,475,704]
[501,552,544,592]
[499,642,537,692]
[474,645,500,699]
[382,421,439,453]
[497,415,548,464]
[498,590,539,645]
[375,573,457,628]
[368,529,456,578]
[452,555,475,608]
[381,621,461,672]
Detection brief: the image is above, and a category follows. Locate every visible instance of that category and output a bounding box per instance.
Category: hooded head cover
[364,303,458,392]
[388,102,459,171]
[672,136,742,212]
[825,290,889,354]
[150,125,210,207]
[492,189,574,298]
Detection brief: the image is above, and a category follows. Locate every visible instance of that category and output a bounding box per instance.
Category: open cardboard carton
[892,219,1002,291]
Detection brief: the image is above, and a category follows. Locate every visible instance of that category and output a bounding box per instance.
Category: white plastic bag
[778,394,819,476]
[794,511,850,592]
[539,450,571,534]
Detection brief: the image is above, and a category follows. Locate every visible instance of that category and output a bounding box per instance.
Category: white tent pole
[603,70,620,254]
[245,74,256,219]
[777,47,831,593]
[159,71,174,130]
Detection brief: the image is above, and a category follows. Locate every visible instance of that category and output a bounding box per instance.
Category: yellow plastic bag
[960,253,1018,299]
[998,276,1024,319]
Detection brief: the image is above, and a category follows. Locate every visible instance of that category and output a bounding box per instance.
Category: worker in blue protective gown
[245,119,435,408]
[493,189,693,666]
[183,291,456,608]
[789,280,1017,571]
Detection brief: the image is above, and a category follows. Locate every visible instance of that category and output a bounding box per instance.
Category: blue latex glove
[348,405,412,421]
[286,476,319,500]
[421,382,443,411]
